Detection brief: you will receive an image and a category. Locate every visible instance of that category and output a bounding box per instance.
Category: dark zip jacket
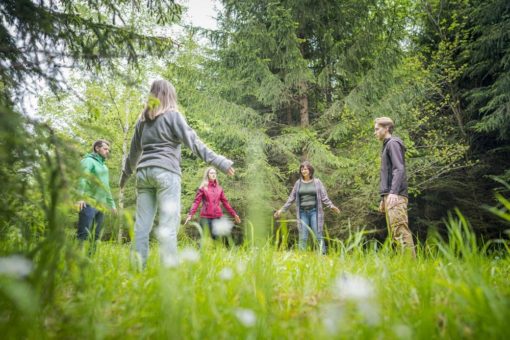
[380,137,408,197]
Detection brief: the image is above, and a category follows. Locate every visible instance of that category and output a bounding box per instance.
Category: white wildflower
[334,273,375,301]
[393,324,412,339]
[234,308,257,327]
[162,248,200,268]
[179,247,200,263]
[0,255,33,278]
[162,253,179,268]
[160,201,178,215]
[236,261,246,274]
[357,301,380,325]
[219,267,234,280]
[212,217,233,236]
[321,304,344,334]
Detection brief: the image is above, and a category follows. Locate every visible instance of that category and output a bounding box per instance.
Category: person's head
[299,161,314,180]
[93,139,110,159]
[142,79,178,121]
[199,167,218,189]
[374,117,394,141]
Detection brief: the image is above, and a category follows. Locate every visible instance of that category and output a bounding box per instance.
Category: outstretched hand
[386,194,398,209]
[184,215,192,225]
[273,209,282,219]
[226,167,236,176]
[332,206,340,214]
[77,200,86,211]
[234,215,241,224]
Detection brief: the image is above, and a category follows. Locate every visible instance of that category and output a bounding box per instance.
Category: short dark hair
[299,161,314,179]
[93,139,110,153]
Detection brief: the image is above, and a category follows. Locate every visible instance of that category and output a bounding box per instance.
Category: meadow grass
[1,215,510,339]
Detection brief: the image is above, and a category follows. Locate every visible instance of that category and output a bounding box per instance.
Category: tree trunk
[118,107,130,243]
[299,82,309,127]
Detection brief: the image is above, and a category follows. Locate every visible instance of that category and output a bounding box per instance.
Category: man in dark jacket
[374,117,415,257]
[77,140,116,243]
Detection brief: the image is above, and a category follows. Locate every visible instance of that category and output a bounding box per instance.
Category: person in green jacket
[77,140,116,241]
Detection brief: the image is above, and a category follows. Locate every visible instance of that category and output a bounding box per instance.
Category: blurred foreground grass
[2,231,509,339]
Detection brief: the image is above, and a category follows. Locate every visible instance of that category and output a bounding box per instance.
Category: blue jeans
[77,204,104,241]
[298,207,325,253]
[200,218,219,240]
[134,167,181,267]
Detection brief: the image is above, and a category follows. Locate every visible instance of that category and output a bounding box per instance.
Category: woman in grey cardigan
[274,161,339,253]
[119,79,235,268]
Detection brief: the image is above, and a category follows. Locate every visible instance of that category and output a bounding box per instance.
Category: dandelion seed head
[234,308,256,327]
[235,261,246,274]
[156,226,173,241]
[162,253,179,268]
[0,255,32,278]
[212,217,233,236]
[357,301,380,325]
[321,304,344,334]
[160,201,178,215]
[334,273,375,301]
[219,267,234,280]
[180,247,200,263]
[162,248,200,268]
[393,324,412,339]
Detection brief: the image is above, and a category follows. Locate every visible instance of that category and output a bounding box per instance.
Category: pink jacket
[188,180,238,219]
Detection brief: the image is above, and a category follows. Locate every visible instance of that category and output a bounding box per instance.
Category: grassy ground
[3,231,509,340]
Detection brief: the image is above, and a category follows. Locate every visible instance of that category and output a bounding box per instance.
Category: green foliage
[0,0,181,102]
[465,0,510,139]
[2,1,510,336]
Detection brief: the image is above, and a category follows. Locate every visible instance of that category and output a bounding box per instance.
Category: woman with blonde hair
[185,167,241,240]
[119,79,235,267]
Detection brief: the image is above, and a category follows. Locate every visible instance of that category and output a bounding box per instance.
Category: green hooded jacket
[78,153,116,209]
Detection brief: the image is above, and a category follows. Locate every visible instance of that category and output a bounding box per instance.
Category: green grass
[2,231,510,339]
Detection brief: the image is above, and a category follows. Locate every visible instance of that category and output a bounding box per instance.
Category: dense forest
[2,0,509,242]
[1,0,509,338]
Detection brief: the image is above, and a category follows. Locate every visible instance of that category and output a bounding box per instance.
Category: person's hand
[184,215,192,225]
[386,194,398,209]
[77,200,86,211]
[234,215,241,224]
[332,206,340,214]
[274,209,282,219]
[111,208,118,215]
[226,167,235,176]
[378,200,385,213]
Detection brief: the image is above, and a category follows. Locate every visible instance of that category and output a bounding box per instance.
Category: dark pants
[77,204,105,241]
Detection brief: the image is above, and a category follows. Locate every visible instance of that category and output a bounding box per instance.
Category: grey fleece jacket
[122,111,233,178]
[380,136,408,197]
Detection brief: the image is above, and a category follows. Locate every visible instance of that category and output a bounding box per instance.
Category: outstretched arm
[187,189,204,220]
[170,112,234,174]
[220,189,240,223]
[274,181,299,218]
[317,179,340,213]
[120,119,143,188]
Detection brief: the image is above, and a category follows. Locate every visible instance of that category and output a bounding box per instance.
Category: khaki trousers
[384,195,416,257]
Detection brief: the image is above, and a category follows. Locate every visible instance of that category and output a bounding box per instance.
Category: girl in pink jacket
[185,167,241,239]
